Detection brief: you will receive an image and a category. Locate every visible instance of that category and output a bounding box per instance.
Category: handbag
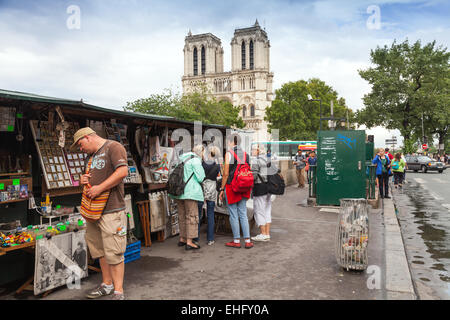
[79,157,111,222]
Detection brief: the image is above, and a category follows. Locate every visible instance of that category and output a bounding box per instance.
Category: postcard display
[30,120,87,190]
[104,122,142,184]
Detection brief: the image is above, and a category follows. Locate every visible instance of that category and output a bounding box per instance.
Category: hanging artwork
[152,147,174,182]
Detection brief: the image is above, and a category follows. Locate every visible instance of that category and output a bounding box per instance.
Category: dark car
[405,155,446,173]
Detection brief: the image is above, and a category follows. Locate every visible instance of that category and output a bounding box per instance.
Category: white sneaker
[264,235,271,241]
[251,234,269,242]
[207,240,215,246]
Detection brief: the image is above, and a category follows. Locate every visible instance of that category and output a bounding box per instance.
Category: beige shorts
[85,210,127,265]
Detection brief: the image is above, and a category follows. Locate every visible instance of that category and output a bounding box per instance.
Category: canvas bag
[229,150,254,194]
[79,157,110,222]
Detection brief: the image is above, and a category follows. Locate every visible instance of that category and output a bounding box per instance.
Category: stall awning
[0,88,227,129]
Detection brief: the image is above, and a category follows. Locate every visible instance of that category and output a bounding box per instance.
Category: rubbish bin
[335,198,369,271]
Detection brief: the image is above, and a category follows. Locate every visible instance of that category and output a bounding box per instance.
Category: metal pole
[422,112,424,143]
[319,100,322,131]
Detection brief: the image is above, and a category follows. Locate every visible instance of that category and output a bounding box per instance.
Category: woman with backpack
[392,153,406,189]
[169,145,205,250]
[372,148,392,199]
[196,146,221,246]
[219,134,254,249]
[250,144,272,242]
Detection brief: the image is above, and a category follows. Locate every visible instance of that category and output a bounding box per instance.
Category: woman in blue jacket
[372,148,392,199]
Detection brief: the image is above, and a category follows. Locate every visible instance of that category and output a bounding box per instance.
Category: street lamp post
[308,95,348,131]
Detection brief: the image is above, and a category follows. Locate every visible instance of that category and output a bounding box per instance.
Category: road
[392,168,450,299]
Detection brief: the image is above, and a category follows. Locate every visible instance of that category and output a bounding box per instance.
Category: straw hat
[70,127,96,151]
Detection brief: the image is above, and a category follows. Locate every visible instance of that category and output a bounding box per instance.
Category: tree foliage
[124,87,245,129]
[356,39,450,154]
[265,78,354,140]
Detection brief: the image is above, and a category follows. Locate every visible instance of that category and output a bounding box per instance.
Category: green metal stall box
[316,130,366,206]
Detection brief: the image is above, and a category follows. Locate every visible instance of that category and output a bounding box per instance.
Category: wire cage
[335,198,369,271]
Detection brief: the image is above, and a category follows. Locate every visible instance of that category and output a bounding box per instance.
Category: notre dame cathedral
[181,20,274,141]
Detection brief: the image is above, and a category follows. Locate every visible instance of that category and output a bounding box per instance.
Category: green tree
[265,78,354,140]
[356,39,450,154]
[125,87,245,128]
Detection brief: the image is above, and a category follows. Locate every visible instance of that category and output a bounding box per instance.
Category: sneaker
[251,234,269,242]
[207,240,215,246]
[244,242,254,249]
[86,284,114,299]
[225,241,241,248]
[264,235,271,241]
[111,292,125,300]
[384,195,391,199]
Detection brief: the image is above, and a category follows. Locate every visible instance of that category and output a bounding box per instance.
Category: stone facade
[181,20,274,142]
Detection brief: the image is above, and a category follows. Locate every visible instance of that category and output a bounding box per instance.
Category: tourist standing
[293,149,306,188]
[74,127,129,300]
[170,145,205,251]
[372,148,391,199]
[197,146,221,246]
[219,134,254,249]
[250,144,271,242]
[392,153,406,188]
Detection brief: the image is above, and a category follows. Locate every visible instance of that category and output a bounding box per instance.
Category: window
[250,105,255,117]
[242,106,247,118]
[201,46,206,75]
[249,40,254,70]
[241,40,246,70]
[193,47,198,76]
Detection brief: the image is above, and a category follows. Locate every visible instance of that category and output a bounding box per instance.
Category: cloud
[0,0,448,131]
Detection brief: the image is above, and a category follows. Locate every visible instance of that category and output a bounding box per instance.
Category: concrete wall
[275,159,297,186]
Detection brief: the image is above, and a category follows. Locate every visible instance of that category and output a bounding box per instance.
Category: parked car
[405,155,446,173]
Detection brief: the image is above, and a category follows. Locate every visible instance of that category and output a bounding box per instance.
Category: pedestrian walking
[392,153,406,188]
[372,148,391,199]
[73,127,129,300]
[197,146,221,246]
[170,145,206,251]
[293,148,306,188]
[307,151,317,184]
[219,134,254,249]
[250,144,272,242]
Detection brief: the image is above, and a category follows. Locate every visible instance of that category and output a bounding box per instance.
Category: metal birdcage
[335,198,369,271]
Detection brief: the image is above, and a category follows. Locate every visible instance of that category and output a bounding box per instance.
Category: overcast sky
[1,0,449,147]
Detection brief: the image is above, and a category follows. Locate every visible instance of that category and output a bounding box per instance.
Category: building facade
[181,20,274,142]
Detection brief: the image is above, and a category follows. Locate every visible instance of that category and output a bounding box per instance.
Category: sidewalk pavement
[10,186,390,300]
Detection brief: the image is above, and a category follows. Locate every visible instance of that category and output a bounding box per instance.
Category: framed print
[59,156,64,163]
[47,174,53,182]
[70,168,76,174]
[76,167,82,174]
[67,154,73,160]
[73,154,78,160]
[43,157,48,164]
[53,156,59,164]
[49,158,54,164]
[58,173,63,180]
[64,172,69,180]
[64,181,71,187]
[56,165,61,172]
[73,174,79,181]
[45,165,51,172]
[74,161,80,167]
[50,182,57,188]
[50,165,56,173]
[69,161,74,167]
[53,173,58,181]
[61,165,66,171]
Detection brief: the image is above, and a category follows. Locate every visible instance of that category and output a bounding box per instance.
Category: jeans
[195,201,215,242]
[377,172,389,197]
[225,190,250,239]
[393,172,404,185]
